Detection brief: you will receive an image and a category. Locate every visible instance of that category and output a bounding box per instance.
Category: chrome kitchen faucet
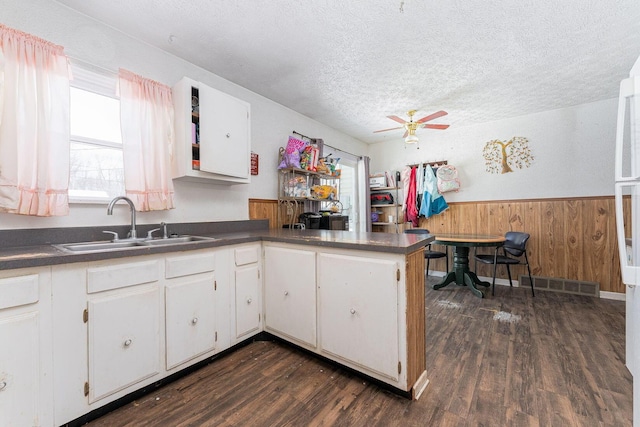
[107,196,138,239]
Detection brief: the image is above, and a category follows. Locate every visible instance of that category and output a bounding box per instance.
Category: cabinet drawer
[0,274,39,310]
[87,260,160,294]
[235,246,259,266]
[165,252,216,278]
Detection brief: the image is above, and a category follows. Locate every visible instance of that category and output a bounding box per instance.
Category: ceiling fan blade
[387,115,408,124]
[373,126,403,133]
[423,124,450,130]
[402,130,409,138]
[416,110,448,124]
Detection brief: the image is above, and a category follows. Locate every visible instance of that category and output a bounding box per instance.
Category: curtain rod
[68,55,118,76]
[407,160,448,168]
[323,143,362,160]
[292,130,313,141]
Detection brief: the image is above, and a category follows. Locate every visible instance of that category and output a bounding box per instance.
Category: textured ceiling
[55,0,640,144]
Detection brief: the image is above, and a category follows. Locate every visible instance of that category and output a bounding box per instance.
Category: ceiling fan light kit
[374,109,450,144]
[405,133,419,144]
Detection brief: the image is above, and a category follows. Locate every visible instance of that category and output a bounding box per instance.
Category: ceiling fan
[374,110,449,144]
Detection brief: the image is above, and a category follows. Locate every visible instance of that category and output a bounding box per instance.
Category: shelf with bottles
[279,167,340,202]
[278,166,341,228]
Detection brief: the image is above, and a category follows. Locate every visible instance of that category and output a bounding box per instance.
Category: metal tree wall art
[482,136,534,174]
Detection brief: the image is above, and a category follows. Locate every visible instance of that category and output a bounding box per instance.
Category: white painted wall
[0,0,622,230]
[0,0,368,229]
[369,98,617,201]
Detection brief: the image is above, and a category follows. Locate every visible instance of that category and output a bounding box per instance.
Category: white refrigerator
[616,54,640,426]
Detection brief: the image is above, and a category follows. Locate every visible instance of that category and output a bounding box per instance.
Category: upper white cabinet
[172,76,251,184]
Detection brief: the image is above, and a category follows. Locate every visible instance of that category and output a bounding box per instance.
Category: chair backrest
[504,231,530,257]
[404,228,430,235]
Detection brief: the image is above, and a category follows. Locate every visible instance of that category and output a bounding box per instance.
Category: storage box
[369,176,386,188]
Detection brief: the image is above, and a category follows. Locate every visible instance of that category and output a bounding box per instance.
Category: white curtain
[118,69,175,211]
[0,24,70,216]
[357,156,371,232]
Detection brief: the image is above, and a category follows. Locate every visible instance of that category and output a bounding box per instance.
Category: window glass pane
[70,87,122,144]
[69,142,124,199]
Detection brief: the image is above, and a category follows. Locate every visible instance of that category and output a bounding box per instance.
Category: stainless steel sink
[57,240,145,252]
[140,235,216,245]
[55,235,216,253]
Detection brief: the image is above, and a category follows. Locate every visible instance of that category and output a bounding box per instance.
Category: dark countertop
[0,221,433,271]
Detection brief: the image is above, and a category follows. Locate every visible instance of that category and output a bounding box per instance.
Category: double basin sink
[56,235,216,253]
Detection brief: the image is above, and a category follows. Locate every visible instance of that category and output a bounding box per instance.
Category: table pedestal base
[433,246,490,298]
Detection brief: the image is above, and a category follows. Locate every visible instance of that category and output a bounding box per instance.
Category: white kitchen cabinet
[0,268,53,427]
[264,245,316,348]
[173,76,251,184]
[164,252,217,370]
[233,245,262,340]
[51,257,163,425]
[317,252,401,381]
[87,285,160,403]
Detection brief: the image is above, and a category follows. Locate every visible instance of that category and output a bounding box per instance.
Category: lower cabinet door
[318,253,400,381]
[87,286,160,403]
[264,246,316,347]
[0,311,40,427]
[165,274,216,370]
[235,265,261,338]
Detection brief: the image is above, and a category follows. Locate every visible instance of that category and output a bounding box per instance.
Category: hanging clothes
[415,163,424,214]
[419,166,448,218]
[405,167,419,226]
[400,166,411,214]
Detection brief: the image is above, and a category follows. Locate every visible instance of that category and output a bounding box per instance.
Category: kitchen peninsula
[0,221,431,426]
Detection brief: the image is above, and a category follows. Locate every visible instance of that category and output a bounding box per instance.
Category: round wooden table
[432,234,506,298]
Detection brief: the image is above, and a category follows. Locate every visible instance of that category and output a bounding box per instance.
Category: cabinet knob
[191,317,198,325]
[350,308,356,315]
[226,133,231,138]
[247,298,252,304]
[0,381,6,391]
[284,291,289,296]
[124,339,132,347]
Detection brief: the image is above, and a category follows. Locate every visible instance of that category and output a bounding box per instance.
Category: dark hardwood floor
[86,280,632,427]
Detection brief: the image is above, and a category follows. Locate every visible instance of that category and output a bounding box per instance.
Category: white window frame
[68,59,124,204]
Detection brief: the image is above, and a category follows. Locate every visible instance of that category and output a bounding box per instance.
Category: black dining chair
[474,231,534,296]
[404,228,448,277]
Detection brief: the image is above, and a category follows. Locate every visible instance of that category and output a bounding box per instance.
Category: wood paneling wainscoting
[249,196,626,294]
[248,199,279,229]
[416,196,625,294]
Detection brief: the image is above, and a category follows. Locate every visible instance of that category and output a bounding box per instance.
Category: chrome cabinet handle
[0,381,6,391]
[284,291,289,296]
[191,317,198,325]
[350,309,356,315]
[247,298,252,304]
[124,339,132,347]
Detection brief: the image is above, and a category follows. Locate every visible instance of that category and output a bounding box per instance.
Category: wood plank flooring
[86,281,632,427]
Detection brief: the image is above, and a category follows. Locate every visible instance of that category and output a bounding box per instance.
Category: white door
[264,246,316,347]
[615,56,640,427]
[235,265,261,338]
[88,286,160,403]
[199,84,250,179]
[0,312,40,427]
[317,253,399,380]
[165,274,216,370]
